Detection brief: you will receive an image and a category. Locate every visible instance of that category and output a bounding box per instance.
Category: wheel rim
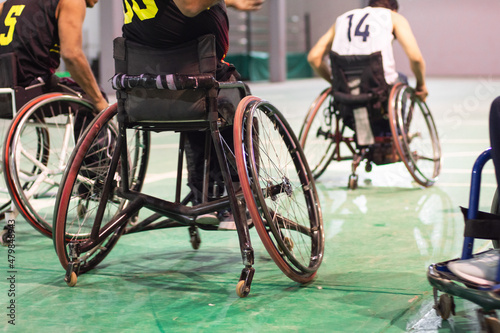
[235,96,324,283]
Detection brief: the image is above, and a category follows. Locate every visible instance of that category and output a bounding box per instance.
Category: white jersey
[332,7,398,84]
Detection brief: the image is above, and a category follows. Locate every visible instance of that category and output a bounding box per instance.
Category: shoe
[217,210,252,231]
[448,249,500,286]
[195,212,219,226]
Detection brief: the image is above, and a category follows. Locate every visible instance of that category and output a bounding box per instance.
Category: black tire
[234,96,324,283]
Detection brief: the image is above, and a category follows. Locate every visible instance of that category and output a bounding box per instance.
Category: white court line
[440,139,489,144]
[443,151,492,157]
[441,168,494,174]
[438,183,496,188]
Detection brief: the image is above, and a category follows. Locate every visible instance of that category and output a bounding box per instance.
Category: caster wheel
[348,176,358,190]
[436,294,454,320]
[0,228,8,246]
[189,227,201,250]
[485,316,500,333]
[66,272,78,287]
[236,280,250,298]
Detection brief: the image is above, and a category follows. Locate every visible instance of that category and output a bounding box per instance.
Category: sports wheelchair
[0,53,96,243]
[428,148,500,332]
[299,51,441,189]
[52,35,324,297]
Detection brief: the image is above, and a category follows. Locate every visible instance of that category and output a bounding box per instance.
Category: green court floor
[2,77,500,332]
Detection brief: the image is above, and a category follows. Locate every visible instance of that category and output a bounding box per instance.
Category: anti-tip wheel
[0,228,9,246]
[436,294,454,320]
[348,176,358,190]
[485,316,500,333]
[236,280,250,298]
[189,226,201,250]
[65,272,78,287]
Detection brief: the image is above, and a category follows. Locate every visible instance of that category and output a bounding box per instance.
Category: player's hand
[95,99,109,112]
[415,84,428,102]
[226,0,264,11]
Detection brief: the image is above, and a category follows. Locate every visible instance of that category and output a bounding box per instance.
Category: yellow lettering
[0,5,25,46]
[123,0,158,24]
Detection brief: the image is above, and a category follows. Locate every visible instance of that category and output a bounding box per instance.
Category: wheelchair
[428,148,500,332]
[0,53,96,243]
[52,35,324,297]
[299,51,441,189]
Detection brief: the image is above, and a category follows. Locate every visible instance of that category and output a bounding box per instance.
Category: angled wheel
[53,103,149,274]
[3,93,95,237]
[388,83,441,186]
[298,88,335,179]
[234,96,324,283]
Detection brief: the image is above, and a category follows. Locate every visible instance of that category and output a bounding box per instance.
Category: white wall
[393,0,500,77]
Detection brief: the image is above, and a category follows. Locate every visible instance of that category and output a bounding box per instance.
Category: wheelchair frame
[52,73,324,297]
[428,148,500,331]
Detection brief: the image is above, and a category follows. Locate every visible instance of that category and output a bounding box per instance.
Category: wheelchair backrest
[0,52,56,118]
[0,53,17,88]
[330,51,390,145]
[113,34,218,124]
[330,51,389,105]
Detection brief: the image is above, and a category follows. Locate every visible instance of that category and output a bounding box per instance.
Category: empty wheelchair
[428,148,500,332]
[299,51,441,189]
[52,35,324,297]
[0,53,97,242]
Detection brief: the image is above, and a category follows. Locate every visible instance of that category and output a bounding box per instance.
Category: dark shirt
[122,0,229,62]
[0,0,60,86]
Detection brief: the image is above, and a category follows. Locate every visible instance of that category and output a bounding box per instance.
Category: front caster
[189,226,201,250]
[236,266,255,298]
[0,226,9,246]
[433,293,455,320]
[64,261,80,287]
[66,271,78,287]
[348,175,358,190]
[478,309,500,333]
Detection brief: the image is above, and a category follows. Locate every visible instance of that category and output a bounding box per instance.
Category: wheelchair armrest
[112,73,218,91]
[332,91,373,105]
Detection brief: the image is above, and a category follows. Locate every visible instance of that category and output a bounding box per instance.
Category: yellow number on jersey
[0,5,25,46]
[123,0,158,24]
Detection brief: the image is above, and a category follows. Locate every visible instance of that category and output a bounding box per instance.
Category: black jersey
[122,0,229,62]
[0,0,60,86]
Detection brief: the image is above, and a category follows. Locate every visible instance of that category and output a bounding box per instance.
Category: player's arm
[56,0,108,111]
[0,2,4,16]
[307,23,335,82]
[392,11,428,101]
[173,0,222,17]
